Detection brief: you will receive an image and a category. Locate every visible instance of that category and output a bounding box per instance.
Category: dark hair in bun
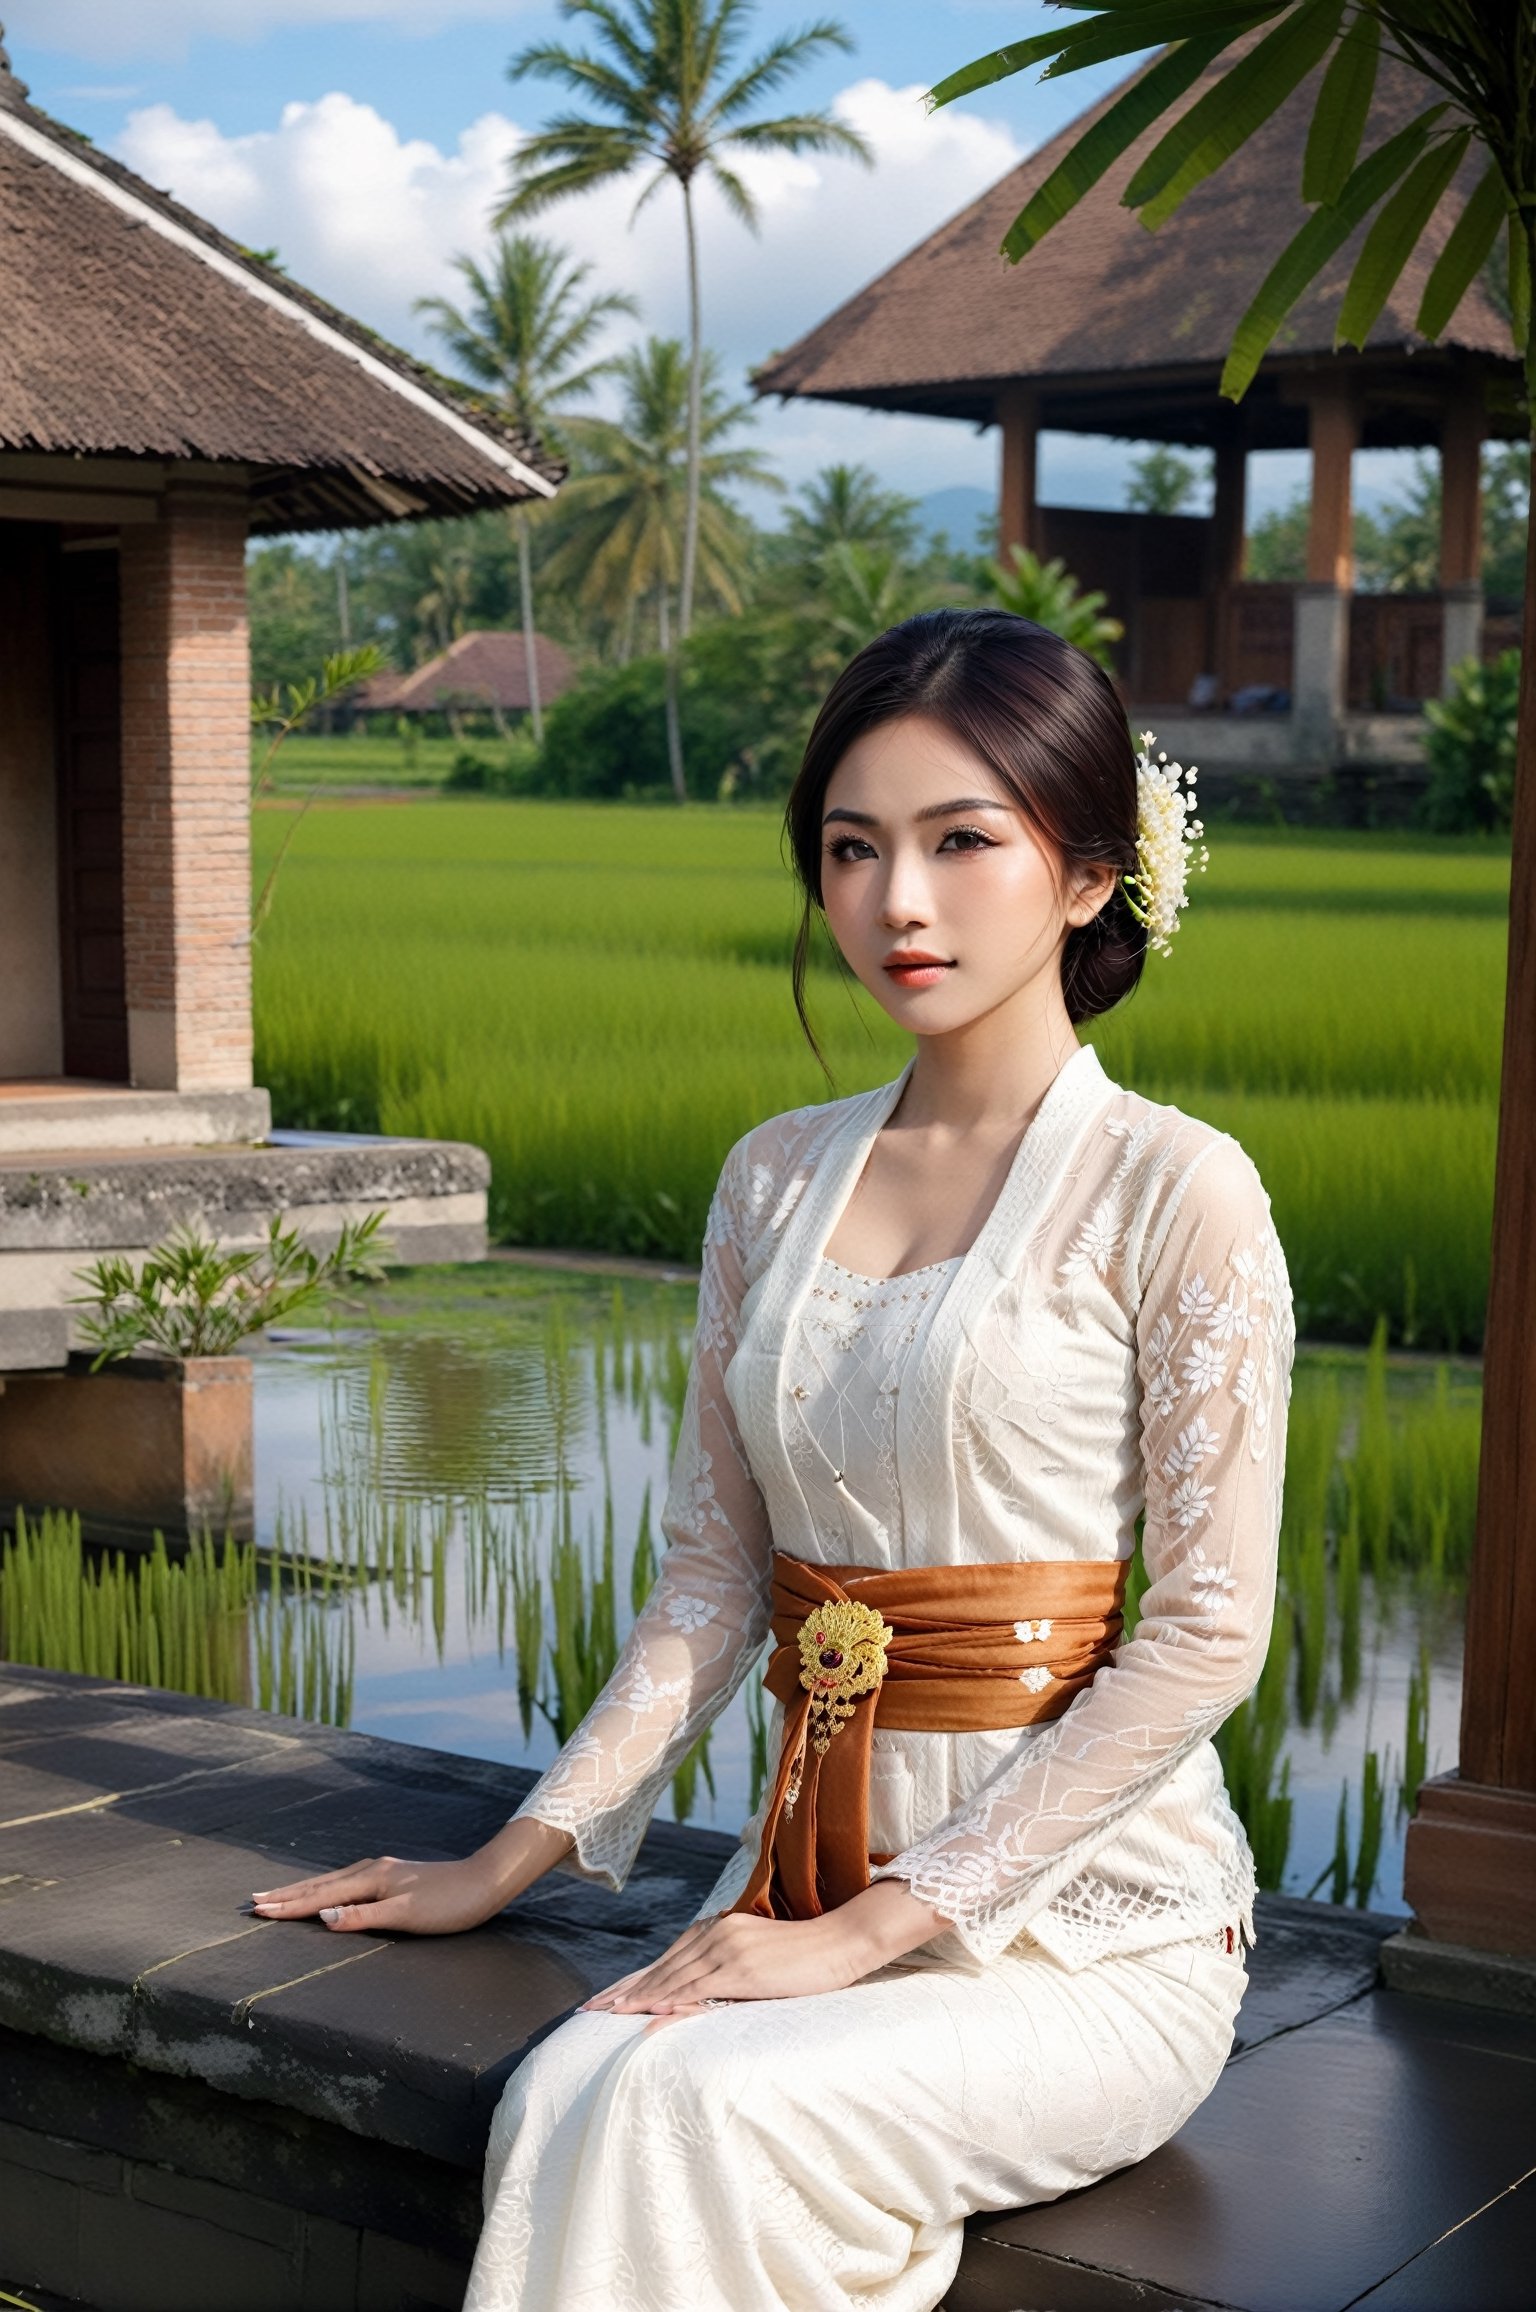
[784,609,1145,1064]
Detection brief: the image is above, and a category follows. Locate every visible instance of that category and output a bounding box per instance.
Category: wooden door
[55,542,129,1081]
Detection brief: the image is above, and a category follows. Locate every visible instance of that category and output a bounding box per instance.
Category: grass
[255,731,456,791]
[254,794,1507,1349]
[0,1509,356,1726]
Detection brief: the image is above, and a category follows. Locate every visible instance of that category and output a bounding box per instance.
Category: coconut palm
[416,234,637,740]
[779,463,922,567]
[498,0,870,655]
[540,334,779,792]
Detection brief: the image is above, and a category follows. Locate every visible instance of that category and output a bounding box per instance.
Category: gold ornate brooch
[796,1598,893,1757]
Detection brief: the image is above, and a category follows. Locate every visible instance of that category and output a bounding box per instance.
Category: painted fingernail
[319,1907,341,1924]
[251,1891,272,1900]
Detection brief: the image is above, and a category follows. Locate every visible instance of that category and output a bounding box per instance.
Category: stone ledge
[1379,1926,1536,2016]
[0,1139,490,1254]
[4,1669,1531,2312]
[0,1306,68,1371]
[0,1669,729,2168]
[0,1089,273,1161]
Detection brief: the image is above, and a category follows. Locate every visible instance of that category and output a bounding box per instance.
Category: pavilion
[0,38,559,1512]
[358,629,577,729]
[754,48,1521,789]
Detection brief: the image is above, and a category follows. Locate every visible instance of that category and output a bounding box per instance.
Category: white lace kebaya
[512,1039,1295,1969]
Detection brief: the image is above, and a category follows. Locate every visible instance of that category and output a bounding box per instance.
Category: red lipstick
[883,950,954,989]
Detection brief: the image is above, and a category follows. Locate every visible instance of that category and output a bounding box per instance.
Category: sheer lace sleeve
[511,1133,774,1889]
[872,1134,1295,1962]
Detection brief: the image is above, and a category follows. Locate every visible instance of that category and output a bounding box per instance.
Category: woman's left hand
[580,1881,947,2016]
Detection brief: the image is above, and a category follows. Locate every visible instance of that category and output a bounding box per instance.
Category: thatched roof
[359,630,577,716]
[754,45,1519,451]
[0,67,563,533]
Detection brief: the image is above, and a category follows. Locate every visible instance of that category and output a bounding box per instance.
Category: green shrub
[1419,650,1520,834]
[538,621,794,801]
[984,547,1124,671]
[443,729,545,796]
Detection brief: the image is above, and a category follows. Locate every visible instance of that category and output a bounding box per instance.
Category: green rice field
[255,730,453,790]
[252,797,1509,1350]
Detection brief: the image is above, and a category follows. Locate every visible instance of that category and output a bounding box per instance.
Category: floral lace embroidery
[512,1093,1295,1975]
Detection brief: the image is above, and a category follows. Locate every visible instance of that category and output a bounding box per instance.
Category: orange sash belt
[733,1551,1128,1922]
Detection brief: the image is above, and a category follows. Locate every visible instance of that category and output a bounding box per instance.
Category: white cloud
[112,77,1026,501]
[4,2,523,63]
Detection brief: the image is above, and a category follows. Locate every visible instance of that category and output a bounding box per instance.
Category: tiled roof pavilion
[756,43,1522,742]
[754,44,1517,446]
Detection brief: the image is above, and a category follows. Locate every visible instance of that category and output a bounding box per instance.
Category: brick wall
[120,483,252,1092]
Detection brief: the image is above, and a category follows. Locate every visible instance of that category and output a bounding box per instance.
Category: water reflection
[251,1268,1472,1904]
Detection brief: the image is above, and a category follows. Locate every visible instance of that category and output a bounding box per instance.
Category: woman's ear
[1065,861,1120,929]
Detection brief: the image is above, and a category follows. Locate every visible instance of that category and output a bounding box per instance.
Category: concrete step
[0,1308,68,1371]
[0,1137,490,1356]
[0,1085,272,1157]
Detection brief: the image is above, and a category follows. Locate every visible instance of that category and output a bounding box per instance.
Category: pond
[251,1261,1473,1915]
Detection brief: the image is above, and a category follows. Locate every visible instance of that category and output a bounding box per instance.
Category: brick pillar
[997,386,1039,561]
[120,483,252,1092]
[1439,381,1485,691]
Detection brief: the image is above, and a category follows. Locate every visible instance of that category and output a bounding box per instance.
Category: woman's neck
[894,992,1083,1138]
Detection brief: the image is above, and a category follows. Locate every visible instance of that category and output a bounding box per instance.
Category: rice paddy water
[1,1265,1475,1910]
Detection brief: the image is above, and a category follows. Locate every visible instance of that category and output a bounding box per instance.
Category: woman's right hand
[249,1817,575,1935]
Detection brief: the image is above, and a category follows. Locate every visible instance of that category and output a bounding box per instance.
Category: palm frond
[707,22,857,126]
[726,112,873,164]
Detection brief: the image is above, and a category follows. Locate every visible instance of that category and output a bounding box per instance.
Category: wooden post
[1401,445,1536,1960]
[1210,429,1247,690]
[1293,381,1357,745]
[1439,380,1485,691]
[997,386,1038,562]
[1305,381,1356,588]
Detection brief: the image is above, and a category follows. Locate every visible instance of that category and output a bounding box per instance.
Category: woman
[254,612,1294,2312]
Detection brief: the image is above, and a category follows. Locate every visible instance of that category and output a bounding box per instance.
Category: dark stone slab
[972,1991,1536,2312]
[0,2024,479,2259]
[1233,1889,1399,2052]
[1346,2170,1536,2310]
[3,1666,1526,2312]
[0,1669,733,2168]
[949,2233,1235,2310]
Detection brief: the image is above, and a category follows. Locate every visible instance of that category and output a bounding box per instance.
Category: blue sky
[4,2,1413,525]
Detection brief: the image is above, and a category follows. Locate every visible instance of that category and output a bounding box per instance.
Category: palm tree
[416,234,637,741]
[779,463,922,567]
[540,334,779,792]
[498,0,871,654]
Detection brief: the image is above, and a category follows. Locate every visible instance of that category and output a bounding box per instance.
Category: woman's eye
[938,825,995,852]
[826,834,876,863]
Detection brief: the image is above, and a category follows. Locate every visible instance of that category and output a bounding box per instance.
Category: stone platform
[0,1120,489,1374]
[0,1668,1532,2312]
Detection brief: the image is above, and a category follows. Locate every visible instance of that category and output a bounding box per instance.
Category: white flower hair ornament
[1119,731,1210,955]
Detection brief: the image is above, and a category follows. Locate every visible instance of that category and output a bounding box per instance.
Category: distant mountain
[915,485,993,550]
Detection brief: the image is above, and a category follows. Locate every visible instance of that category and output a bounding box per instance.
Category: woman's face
[818,712,1115,1036]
